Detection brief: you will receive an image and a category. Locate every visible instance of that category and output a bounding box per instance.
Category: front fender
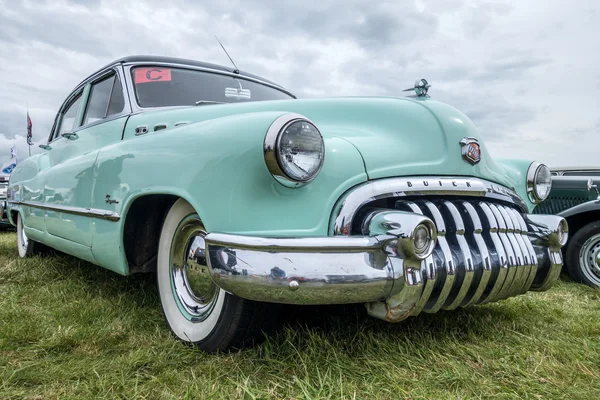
[95,111,368,236]
[559,199,600,220]
[495,158,537,212]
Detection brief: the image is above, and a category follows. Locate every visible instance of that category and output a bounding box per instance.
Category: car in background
[6,56,569,352]
[551,167,600,176]
[0,175,12,229]
[535,171,600,288]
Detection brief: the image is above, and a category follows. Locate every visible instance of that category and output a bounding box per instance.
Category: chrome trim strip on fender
[7,200,120,222]
[330,177,527,236]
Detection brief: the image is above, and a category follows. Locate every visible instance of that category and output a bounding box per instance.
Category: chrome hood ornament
[403,78,431,97]
[459,137,481,165]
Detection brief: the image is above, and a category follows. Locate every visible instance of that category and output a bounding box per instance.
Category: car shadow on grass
[30,250,549,353]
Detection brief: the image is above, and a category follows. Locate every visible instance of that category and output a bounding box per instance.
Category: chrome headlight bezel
[264,113,325,188]
[526,161,552,204]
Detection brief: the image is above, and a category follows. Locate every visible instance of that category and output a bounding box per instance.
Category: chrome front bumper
[205,205,567,323]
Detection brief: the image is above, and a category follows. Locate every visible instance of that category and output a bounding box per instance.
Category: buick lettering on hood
[6,56,567,352]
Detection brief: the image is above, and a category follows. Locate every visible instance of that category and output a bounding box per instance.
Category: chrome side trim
[7,200,120,222]
[331,177,527,235]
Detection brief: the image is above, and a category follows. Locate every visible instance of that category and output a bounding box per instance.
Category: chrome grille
[392,199,538,313]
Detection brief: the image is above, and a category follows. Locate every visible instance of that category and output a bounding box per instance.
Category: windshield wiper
[195,100,226,106]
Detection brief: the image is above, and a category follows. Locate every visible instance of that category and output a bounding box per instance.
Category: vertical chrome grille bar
[498,206,531,295]
[477,202,508,303]
[488,204,519,300]
[510,209,539,292]
[502,206,534,294]
[461,202,492,306]
[396,201,436,316]
[443,201,475,310]
[422,201,455,313]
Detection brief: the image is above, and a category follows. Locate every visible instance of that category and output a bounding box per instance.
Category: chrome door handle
[135,125,149,135]
[62,132,79,140]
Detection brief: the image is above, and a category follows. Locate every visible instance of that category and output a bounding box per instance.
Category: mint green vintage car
[7,56,568,352]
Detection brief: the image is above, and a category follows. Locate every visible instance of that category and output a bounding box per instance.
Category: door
[44,69,129,246]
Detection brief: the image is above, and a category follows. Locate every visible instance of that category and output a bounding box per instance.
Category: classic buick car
[7,56,568,352]
[535,173,600,287]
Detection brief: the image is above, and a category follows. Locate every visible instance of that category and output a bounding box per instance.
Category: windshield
[131,66,294,108]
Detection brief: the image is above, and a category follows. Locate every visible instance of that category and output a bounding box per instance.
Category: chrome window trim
[330,176,528,236]
[46,65,131,145]
[8,200,120,222]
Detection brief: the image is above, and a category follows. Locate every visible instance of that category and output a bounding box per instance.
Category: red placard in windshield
[134,67,172,84]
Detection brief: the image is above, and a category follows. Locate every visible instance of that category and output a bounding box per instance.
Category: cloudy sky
[0,0,598,167]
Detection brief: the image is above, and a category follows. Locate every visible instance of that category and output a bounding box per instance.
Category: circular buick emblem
[459,137,481,165]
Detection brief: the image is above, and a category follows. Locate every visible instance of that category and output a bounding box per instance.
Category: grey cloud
[0,0,598,167]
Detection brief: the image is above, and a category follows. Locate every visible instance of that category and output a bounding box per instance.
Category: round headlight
[527,162,552,203]
[264,114,325,187]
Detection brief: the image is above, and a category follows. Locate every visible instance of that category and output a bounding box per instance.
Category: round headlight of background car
[527,161,552,203]
[264,113,325,187]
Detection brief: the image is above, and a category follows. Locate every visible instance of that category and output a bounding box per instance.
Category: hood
[131,97,520,190]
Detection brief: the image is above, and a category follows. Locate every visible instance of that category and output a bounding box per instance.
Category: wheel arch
[560,206,600,245]
[120,190,206,275]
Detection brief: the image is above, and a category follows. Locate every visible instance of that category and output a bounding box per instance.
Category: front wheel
[156,199,280,352]
[566,221,600,288]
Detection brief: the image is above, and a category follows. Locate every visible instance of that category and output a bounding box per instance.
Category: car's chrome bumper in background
[205,207,567,323]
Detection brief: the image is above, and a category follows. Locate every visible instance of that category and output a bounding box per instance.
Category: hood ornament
[403,78,431,97]
[459,137,481,165]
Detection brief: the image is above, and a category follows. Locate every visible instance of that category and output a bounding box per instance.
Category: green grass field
[1,231,600,399]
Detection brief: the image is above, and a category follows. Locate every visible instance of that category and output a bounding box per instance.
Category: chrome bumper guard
[205,203,567,323]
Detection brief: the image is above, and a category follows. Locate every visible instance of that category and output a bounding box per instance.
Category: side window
[56,94,83,139]
[106,75,125,116]
[83,75,116,126]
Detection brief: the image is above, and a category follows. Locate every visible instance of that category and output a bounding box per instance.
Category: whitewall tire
[156,199,280,352]
[17,213,42,258]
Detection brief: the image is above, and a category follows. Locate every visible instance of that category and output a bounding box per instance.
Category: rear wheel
[17,213,44,258]
[566,221,600,288]
[156,199,280,352]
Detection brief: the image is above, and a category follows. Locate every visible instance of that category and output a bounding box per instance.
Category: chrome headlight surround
[264,113,325,188]
[526,161,552,204]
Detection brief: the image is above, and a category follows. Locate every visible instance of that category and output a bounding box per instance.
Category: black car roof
[91,55,287,91]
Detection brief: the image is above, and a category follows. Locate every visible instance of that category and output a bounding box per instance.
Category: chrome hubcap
[170,215,219,321]
[579,233,600,285]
